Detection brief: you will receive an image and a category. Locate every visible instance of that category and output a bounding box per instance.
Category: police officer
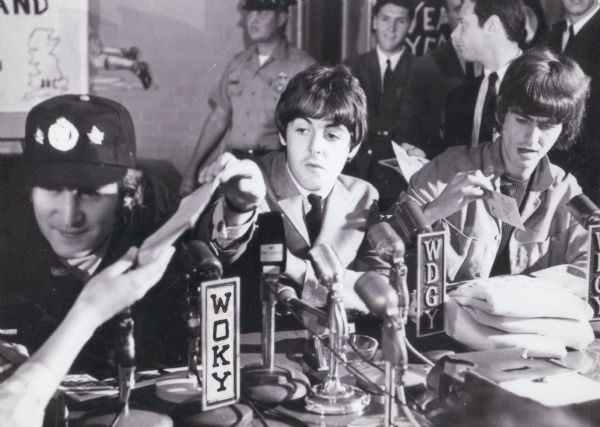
[180,0,315,196]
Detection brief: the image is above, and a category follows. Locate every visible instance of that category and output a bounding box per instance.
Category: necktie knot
[308,193,322,209]
[488,71,498,88]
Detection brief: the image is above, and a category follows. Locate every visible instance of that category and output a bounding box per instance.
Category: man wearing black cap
[179,0,315,196]
[1,94,183,378]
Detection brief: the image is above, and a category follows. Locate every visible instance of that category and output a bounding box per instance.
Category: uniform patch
[87,125,104,145]
[274,72,289,92]
[48,117,79,151]
[35,128,44,145]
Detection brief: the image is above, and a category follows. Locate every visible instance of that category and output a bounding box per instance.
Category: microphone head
[394,199,432,244]
[367,222,405,262]
[568,194,600,229]
[309,244,343,288]
[257,212,287,271]
[354,272,399,318]
[181,240,223,279]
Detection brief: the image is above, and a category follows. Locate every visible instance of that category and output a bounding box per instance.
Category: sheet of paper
[137,180,219,266]
[390,141,428,181]
[485,190,525,231]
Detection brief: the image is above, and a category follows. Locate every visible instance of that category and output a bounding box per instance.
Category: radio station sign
[415,231,446,337]
[0,0,88,112]
[201,277,240,411]
[588,225,600,320]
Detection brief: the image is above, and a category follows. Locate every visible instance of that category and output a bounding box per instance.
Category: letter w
[211,292,232,314]
[423,238,442,261]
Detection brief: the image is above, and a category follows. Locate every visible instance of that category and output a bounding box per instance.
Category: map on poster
[0,1,88,112]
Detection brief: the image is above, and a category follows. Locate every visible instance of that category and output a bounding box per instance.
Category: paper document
[485,190,525,231]
[390,141,428,180]
[137,180,219,266]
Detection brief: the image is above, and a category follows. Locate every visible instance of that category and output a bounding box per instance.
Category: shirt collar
[59,239,110,282]
[483,49,521,84]
[568,3,600,34]
[376,45,404,73]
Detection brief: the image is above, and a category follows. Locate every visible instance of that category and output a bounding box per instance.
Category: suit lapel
[367,50,383,96]
[267,153,311,244]
[315,180,360,266]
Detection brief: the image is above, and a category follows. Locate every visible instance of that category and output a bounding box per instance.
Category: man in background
[545,0,600,203]
[180,0,315,196]
[399,0,476,159]
[345,0,415,182]
[444,0,525,148]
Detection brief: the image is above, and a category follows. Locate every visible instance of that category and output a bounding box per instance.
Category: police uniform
[211,38,315,160]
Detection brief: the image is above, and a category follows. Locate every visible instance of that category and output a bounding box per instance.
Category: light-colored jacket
[401,139,587,285]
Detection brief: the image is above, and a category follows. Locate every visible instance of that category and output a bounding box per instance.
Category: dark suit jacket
[443,75,482,148]
[198,152,389,331]
[545,10,600,202]
[345,48,413,176]
[399,42,467,158]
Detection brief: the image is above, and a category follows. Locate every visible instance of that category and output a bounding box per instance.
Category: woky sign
[415,231,446,337]
[201,277,240,411]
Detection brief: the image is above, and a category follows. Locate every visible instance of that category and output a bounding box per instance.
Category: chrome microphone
[568,193,600,230]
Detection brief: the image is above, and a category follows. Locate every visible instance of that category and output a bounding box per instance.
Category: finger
[218,159,259,183]
[128,246,175,291]
[466,172,494,191]
[237,176,265,197]
[101,247,138,279]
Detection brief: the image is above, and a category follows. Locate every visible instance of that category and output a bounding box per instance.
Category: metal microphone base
[241,364,309,403]
[80,408,173,426]
[172,399,253,427]
[155,375,202,404]
[305,382,371,415]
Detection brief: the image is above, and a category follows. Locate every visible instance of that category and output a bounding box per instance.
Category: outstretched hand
[76,246,175,323]
[199,152,266,214]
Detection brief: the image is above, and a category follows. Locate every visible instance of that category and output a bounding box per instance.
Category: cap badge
[87,125,104,145]
[34,128,44,145]
[48,117,79,152]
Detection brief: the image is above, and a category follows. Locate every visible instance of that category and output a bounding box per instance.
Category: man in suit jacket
[544,0,600,203]
[399,0,473,159]
[197,65,388,331]
[345,0,414,180]
[444,0,525,148]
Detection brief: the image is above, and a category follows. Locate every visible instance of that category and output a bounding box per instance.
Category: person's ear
[348,143,361,160]
[484,15,501,36]
[278,132,287,146]
[277,11,288,28]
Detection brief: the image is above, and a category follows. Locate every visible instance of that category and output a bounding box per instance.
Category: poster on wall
[0,1,88,112]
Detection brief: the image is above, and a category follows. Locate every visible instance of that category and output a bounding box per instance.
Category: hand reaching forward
[76,246,175,324]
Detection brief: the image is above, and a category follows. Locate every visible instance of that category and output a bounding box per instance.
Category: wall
[90,0,245,177]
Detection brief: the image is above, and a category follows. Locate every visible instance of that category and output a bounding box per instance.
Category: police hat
[243,0,297,11]
[9,94,136,188]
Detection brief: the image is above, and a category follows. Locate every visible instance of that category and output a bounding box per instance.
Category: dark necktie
[478,72,498,145]
[383,58,392,93]
[564,24,576,53]
[305,194,323,245]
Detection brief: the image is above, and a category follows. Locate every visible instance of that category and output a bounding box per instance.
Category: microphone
[568,194,600,322]
[309,243,344,291]
[568,194,600,230]
[241,212,310,404]
[304,244,370,415]
[367,222,406,264]
[367,222,409,313]
[116,307,135,407]
[181,240,223,281]
[394,198,432,245]
[355,272,408,426]
[182,241,222,384]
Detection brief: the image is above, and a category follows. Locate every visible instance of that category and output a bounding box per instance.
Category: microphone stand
[82,308,173,426]
[241,212,309,404]
[304,244,370,415]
